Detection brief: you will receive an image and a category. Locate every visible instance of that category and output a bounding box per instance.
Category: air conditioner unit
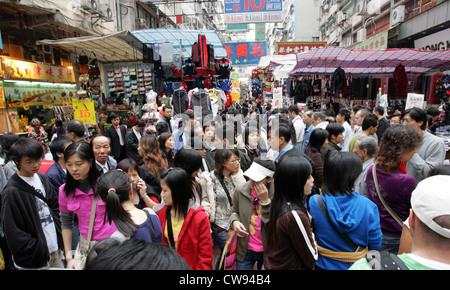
[391,5,405,27]
[356,2,368,16]
[337,11,346,23]
[81,0,99,13]
[357,28,366,42]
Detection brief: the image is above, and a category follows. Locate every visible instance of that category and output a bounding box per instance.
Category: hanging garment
[392,64,407,99]
[190,90,211,112]
[331,67,346,94]
[198,34,208,68]
[172,89,189,115]
[161,42,174,64]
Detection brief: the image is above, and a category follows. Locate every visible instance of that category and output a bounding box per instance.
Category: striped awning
[290,47,450,76]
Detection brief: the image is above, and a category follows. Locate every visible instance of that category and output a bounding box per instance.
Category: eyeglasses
[227,158,241,164]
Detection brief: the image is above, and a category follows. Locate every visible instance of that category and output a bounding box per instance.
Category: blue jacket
[45,161,66,193]
[308,193,382,270]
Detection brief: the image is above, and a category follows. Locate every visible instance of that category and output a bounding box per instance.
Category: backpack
[365,250,409,270]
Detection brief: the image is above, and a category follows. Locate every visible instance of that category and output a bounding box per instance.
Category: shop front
[0,56,76,135]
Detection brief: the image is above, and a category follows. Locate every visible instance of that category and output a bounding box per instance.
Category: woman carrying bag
[309,152,383,270]
[365,125,421,254]
[264,156,318,270]
[59,141,118,269]
[230,158,275,270]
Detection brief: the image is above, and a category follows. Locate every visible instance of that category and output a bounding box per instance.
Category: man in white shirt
[312,112,329,130]
[288,104,305,147]
[402,107,446,182]
[336,108,353,152]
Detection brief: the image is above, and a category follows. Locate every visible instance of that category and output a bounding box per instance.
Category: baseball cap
[411,175,450,239]
[243,161,275,182]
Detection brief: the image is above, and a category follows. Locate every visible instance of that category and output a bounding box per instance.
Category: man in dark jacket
[125,119,145,165]
[46,135,74,192]
[1,138,63,269]
[105,113,127,162]
[156,106,173,135]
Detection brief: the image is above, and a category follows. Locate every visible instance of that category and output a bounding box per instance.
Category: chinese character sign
[224,0,282,24]
[224,41,267,66]
[276,42,327,55]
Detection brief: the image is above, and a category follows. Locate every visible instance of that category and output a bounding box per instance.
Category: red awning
[290,47,450,76]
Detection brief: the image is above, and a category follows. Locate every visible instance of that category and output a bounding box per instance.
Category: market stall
[0,56,76,134]
[37,30,145,135]
[37,28,231,135]
[287,47,450,115]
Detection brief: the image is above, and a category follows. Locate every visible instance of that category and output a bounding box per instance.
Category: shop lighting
[4,80,76,88]
[307,61,312,69]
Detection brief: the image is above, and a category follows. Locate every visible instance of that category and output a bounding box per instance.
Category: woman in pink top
[230,158,276,270]
[59,141,117,269]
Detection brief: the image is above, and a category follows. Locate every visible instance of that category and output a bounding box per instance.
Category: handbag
[371,164,404,226]
[74,196,98,269]
[78,50,89,65]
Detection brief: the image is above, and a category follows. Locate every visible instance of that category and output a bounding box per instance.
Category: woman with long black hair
[152,168,213,270]
[58,141,118,269]
[96,170,162,244]
[264,156,318,270]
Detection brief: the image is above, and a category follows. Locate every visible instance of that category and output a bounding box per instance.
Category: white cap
[411,175,450,239]
[243,162,275,182]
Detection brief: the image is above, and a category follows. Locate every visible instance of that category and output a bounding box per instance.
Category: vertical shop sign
[224,0,282,24]
[255,23,266,41]
[224,41,267,66]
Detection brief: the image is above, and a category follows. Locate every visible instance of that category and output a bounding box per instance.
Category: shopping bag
[218,229,237,270]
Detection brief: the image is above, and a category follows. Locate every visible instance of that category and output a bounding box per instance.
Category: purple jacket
[365,165,417,238]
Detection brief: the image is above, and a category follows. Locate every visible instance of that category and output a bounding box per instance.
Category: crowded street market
[1,0,450,278]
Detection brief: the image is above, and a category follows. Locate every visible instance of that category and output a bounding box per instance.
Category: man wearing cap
[229,158,276,270]
[349,175,450,270]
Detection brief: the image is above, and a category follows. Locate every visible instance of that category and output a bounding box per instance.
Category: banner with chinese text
[224,41,267,66]
[275,42,327,55]
[2,57,75,83]
[224,0,282,24]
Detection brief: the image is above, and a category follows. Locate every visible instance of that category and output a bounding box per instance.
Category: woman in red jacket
[153,167,213,270]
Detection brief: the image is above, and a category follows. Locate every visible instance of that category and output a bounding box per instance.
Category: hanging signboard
[3,81,77,108]
[275,42,327,55]
[224,0,283,24]
[72,98,97,125]
[224,41,267,66]
[405,93,425,110]
[353,30,388,50]
[272,87,282,108]
[2,57,75,83]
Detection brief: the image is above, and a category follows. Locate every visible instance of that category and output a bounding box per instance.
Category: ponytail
[96,170,138,237]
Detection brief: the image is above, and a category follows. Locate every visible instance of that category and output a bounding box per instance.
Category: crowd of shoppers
[0,102,449,271]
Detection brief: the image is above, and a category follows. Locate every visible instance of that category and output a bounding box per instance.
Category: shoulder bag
[288,202,318,261]
[143,209,157,243]
[371,164,403,227]
[316,195,368,263]
[74,196,98,269]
